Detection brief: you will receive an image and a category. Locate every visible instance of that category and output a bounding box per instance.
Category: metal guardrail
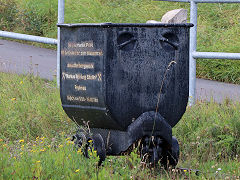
[192,52,240,60]
[0,0,64,87]
[57,0,65,87]
[1,0,240,104]
[0,31,57,44]
[158,0,240,106]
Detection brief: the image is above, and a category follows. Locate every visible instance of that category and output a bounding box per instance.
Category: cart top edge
[57,23,194,28]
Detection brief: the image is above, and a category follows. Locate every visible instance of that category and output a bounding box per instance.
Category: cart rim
[57,23,193,28]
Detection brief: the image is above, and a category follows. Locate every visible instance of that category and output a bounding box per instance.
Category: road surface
[0,39,239,103]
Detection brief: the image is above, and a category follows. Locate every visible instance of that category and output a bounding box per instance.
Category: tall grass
[0,72,240,178]
[0,72,74,141]
[175,101,240,161]
[0,0,18,31]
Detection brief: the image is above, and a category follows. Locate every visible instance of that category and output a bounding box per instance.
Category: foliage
[196,59,240,84]
[175,100,240,161]
[1,133,239,179]
[0,72,240,178]
[0,72,74,141]
[0,0,18,30]
[18,0,58,36]
[1,135,102,179]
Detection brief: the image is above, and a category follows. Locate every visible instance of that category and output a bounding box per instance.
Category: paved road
[0,39,239,103]
[0,39,56,80]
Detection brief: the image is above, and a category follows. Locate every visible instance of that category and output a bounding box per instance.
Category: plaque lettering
[61,50,103,56]
[68,41,94,48]
[86,97,99,103]
[67,63,94,69]
[87,74,97,80]
[62,72,102,82]
[75,85,87,91]
[97,73,102,81]
[63,40,103,106]
[67,95,99,103]
[62,72,86,80]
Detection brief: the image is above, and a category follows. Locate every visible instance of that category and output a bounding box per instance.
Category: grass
[0,0,240,83]
[0,72,74,141]
[0,72,240,179]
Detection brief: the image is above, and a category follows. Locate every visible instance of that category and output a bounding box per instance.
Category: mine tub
[58,23,193,166]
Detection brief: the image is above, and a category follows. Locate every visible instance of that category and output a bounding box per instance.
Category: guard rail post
[189,0,197,106]
[57,0,65,87]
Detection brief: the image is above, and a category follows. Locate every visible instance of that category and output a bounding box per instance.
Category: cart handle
[118,38,137,49]
[159,37,179,50]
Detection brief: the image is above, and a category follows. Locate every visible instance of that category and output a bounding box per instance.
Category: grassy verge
[0,0,240,84]
[1,72,240,179]
[2,135,239,179]
[196,59,240,84]
[0,72,74,141]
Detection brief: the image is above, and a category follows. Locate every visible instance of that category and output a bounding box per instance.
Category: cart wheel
[72,132,91,159]
[92,134,106,166]
[160,136,179,168]
[140,136,163,166]
[168,136,179,167]
[72,132,87,148]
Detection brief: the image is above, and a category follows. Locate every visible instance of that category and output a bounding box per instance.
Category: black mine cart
[58,23,193,166]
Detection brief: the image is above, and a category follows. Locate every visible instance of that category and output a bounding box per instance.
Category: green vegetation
[0,0,240,84]
[1,72,240,179]
[0,73,73,141]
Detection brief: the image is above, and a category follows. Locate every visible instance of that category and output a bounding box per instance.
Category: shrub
[0,0,18,30]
